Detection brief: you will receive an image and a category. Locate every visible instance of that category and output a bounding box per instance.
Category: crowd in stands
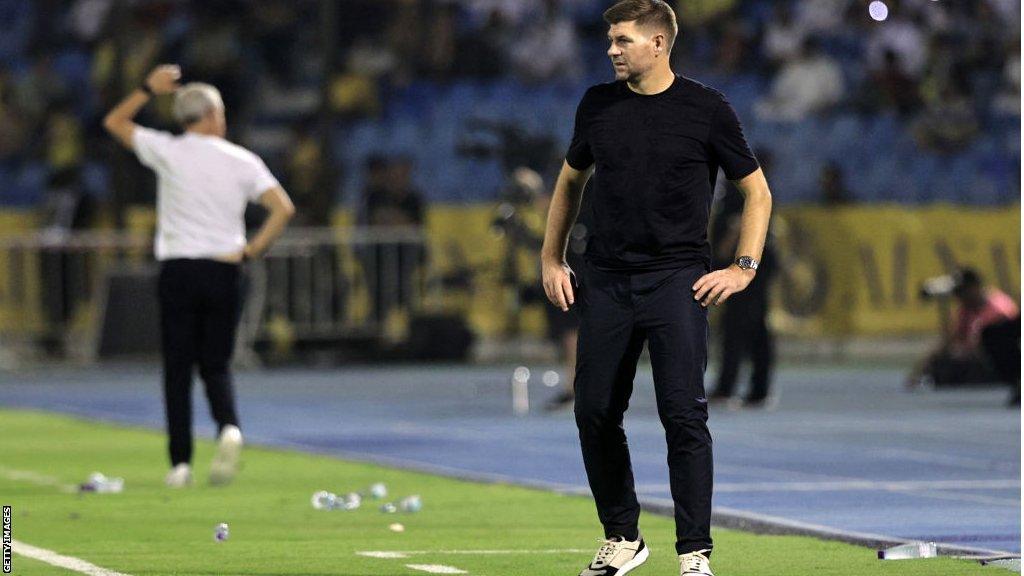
[0,0,1019,226]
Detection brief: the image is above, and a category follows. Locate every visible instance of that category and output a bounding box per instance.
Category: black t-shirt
[566,74,758,272]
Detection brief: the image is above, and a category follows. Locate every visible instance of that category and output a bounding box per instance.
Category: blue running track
[1,363,1018,554]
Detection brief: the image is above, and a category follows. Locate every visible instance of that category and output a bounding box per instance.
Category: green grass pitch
[0,408,998,575]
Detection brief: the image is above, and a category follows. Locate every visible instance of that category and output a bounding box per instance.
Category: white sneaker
[209,425,243,486]
[579,535,648,576]
[165,463,193,488]
[679,549,713,576]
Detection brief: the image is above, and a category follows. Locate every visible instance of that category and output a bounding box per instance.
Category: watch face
[737,256,758,270]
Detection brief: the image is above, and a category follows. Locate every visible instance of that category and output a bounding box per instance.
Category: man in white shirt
[103,65,295,488]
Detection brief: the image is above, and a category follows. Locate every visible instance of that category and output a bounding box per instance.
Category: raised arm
[102,65,181,149]
[541,160,593,312]
[692,167,773,307]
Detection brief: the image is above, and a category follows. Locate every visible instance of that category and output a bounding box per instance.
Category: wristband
[140,83,154,96]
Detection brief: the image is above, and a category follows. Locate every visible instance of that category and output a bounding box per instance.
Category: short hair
[172,82,224,127]
[603,0,678,51]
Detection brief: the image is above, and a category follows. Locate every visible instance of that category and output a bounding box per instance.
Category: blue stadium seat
[82,162,111,201]
[8,162,46,207]
[866,114,899,146]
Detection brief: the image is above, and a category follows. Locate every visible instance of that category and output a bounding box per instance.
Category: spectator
[68,0,115,44]
[37,165,96,356]
[286,122,336,227]
[0,67,29,164]
[458,8,514,78]
[508,0,581,83]
[250,1,303,86]
[462,0,531,26]
[708,179,777,409]
[45,105,85,176]
[762,3,805,70]
[865,3,927,79]
[358,155,426,323]
[12,52,70,127]
[715,19,752,73]
[383,0,424,85]
[183,7,247,118]
[363,156,424,227]
[794,0,853,36]
[328,38,387,120]
[675,0,736,28]
[912,79,979,153]
[819,161,853,206]
[756,37,845,121]
[420,2,459,81]
[992,37,1020,116]
[864,49,922,116]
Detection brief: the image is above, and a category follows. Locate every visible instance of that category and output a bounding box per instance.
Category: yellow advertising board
[425,203,1021,338]
[774,205,1020,336]
[0,211,43,335]
[0,204,1018,341]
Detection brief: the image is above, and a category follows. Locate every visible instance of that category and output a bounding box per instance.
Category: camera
[919,274,957,300]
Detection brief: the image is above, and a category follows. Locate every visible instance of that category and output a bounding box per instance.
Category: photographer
[907,268,1019,403]
[492,168,584,411]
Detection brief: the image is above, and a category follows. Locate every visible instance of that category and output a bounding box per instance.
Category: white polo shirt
[133,127,281,261]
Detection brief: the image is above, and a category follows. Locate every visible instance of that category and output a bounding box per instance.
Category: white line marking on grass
[13,540,133,576]
[359,549,590,556]
[360,549,594,575]
[405,565,468,574]
[0,466,78,493]
[359,551,410,558]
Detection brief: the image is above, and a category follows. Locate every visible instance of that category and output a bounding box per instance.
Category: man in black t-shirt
[540,2,772,575]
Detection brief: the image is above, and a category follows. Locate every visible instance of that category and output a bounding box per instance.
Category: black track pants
[573,262,713,556]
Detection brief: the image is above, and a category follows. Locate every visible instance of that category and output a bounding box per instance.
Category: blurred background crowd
[0,0,1019,222]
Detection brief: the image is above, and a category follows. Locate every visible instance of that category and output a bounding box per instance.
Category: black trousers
[158,259,243,466]
[713,273,774,400]
[573,262,713,556]
[981,316,1021,399]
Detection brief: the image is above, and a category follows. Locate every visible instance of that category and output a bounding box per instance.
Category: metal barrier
[0,227,429,361]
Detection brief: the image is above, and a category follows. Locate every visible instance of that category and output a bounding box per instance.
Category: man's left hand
[692,265,755,307]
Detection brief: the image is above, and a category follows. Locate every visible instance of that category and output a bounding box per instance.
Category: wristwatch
[735,256,759,271]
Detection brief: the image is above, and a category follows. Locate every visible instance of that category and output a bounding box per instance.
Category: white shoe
[209,425,243,486]
[579,535,648,576]
[679,549,713,575]
[165,463,193,488]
